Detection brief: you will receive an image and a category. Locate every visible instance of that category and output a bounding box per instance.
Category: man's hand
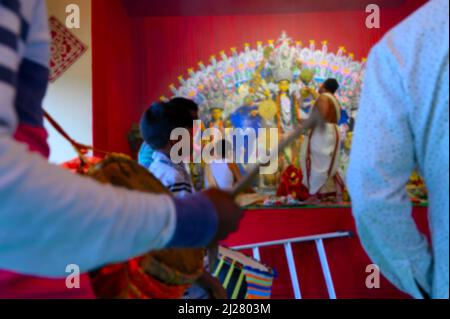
[197,272,229,299]
[307,87,320,99]
[203,189,243,243]
[209,277,228,299]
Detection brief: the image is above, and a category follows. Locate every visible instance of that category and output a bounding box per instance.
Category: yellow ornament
[300,87,310,98]
[258,99,277,121]
[263,46,274,60]
[344,132,353,151]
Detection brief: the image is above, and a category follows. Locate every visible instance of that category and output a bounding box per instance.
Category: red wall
[92,0,427,154]
[92,0,139,154]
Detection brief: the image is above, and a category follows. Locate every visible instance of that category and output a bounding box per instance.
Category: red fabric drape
[222,206,429,299]
[92,0,427,154]
[92,0,140,154]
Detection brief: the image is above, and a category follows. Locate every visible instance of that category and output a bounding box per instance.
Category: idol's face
[278,80,290,93]
[290,172,299,185]
[211,108,223,121]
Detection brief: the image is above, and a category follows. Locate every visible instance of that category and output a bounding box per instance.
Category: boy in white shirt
[141,98,227,299]
[205,139,243,191]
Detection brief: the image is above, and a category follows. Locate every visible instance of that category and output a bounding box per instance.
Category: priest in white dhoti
[300,78,345,200]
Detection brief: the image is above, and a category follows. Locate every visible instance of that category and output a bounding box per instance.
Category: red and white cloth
[49,16,87,82]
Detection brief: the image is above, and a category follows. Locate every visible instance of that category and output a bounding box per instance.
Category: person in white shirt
[205,139,243,191]
[141,99,228,299]
[347,0,449,299]
[142,99,197,198]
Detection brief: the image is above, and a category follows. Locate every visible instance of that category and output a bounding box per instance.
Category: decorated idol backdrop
[165,32,365,192]
[93,0,427,155]
[92,0,428,203]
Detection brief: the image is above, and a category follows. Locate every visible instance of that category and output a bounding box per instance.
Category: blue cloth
[138,142,155,168]
[348,0,449,299]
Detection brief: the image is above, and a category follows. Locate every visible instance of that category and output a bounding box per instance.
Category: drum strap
[43,110,109,164]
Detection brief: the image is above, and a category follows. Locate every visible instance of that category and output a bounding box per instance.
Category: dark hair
[140,100,195,149]
[323,78,339,94]
[170,97,199,113]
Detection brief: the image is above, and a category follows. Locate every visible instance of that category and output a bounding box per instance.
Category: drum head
[88,154,169,194]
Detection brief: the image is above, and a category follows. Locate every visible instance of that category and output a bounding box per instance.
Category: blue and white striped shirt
[149,151,194,198]
[0,0,50,135]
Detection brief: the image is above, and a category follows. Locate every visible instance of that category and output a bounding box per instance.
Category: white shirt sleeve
[150,162,194,198]
[0,137,178,278]
[347,42,433,298]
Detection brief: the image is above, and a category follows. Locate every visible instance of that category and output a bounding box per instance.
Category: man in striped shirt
[0,0,242,298]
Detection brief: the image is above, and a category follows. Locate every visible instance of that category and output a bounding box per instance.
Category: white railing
[232,231,353,299]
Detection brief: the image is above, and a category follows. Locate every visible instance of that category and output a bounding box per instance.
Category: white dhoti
[301,124,341,195]
[300,92,343,197]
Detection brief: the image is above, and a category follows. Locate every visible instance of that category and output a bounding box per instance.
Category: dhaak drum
[85,154,205,299]
[212,246,276,299]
